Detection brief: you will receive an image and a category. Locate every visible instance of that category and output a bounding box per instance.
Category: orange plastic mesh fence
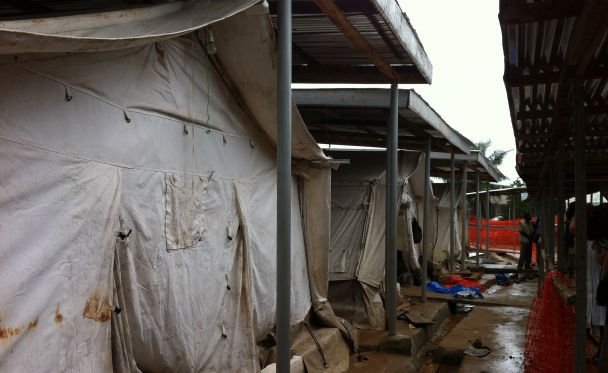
[469,216,538,264]
[524,271,575,372]
[469,216,521,252]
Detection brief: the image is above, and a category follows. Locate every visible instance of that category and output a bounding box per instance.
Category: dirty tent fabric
[0,4,342,373]
[326,150,428,329]
[430,183,463,263]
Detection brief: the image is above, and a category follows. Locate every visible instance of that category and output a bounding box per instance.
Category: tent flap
[0,0,260,54]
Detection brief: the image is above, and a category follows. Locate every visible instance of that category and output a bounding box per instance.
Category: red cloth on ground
[443,275,486,292]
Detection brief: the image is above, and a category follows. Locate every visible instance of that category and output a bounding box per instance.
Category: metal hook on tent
[117,229,132,240]
[250,139,255,149]
[183,123,189,135]
[223,134,227,145]
[219,323,227,338]
[225,273,231,290]
[123,110,131,123]
[65,86,73,102]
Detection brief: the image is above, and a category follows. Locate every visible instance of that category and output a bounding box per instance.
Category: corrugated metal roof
[499,0,608,197]
[293,88,474,155]
[268,0,432,84]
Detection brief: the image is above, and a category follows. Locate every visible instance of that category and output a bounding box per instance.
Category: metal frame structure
[498,2,608,371]
[293,88,473,333]
[274,0,437,368]
[276,0,292,370]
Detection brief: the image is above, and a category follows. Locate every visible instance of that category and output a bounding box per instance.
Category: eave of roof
[293,88,473,155]
[430,151,504,183]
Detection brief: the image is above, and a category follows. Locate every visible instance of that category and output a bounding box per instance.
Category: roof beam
[292,42,320,66]
[293,65,425,84]
[500,0,583,25]
[504,66,608,87]
[311,0,400,83]
[397,113,454,154]
[517,104,608,120]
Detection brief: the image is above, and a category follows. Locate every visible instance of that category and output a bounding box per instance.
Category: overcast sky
[294,0,518,185]
[398,0,516,184]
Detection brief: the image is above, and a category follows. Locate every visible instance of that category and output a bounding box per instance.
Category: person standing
[518,213,534,269]
[565,203,576,277]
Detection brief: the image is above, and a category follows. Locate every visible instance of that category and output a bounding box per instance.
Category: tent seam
[0,135,276,182]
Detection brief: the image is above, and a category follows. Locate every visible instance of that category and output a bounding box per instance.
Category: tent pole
[557,142,565,273]
[461,163,468,271]
[385,83,398,335]
[276,0,292,370]
[449,153,455,274]
[573,76,587,373]
[485,181,490,258]
[476,172,481,267]
[421,136,431,303]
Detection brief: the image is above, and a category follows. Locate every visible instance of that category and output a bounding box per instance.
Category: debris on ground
[495,273,538,286]
[464,337,492,358]
[455,290,484,299]
[454,303,475,314]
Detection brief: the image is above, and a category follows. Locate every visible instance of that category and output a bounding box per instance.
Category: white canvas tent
[325,150,432,329]
[430,183,464,264]
[0,3,352,373]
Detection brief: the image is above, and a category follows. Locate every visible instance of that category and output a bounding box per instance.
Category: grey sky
[294,0,517,184]
[399,0,516,184]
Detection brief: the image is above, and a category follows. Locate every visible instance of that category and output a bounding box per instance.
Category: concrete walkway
[342,267,540,373]
[434,306,528,372]
[416,277,538,373]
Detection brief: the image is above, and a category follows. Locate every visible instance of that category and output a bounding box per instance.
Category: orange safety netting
[469,216,521,252]
[444,275,486,292]
[469,216,538,264]
[524,271,574,372]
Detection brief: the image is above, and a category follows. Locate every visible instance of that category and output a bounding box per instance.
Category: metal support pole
[276,0,292,370]
[486,181,490,258]
[476,172,481,267]
[549,163,556,261]
[573,76,587,373]
[449,153,456,274]
[538,182,547,293]
[385,84,398,335]
[461,163,468,271]
[557,141,566,273]
[421,137,431,303]
[513,191,516,252]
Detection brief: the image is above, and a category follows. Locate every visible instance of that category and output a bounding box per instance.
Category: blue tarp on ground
[426,281,484,298]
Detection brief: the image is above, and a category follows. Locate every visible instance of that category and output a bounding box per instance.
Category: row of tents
[0,1,500,372]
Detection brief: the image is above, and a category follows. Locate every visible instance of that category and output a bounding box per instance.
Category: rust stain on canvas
[83,290,111,322]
